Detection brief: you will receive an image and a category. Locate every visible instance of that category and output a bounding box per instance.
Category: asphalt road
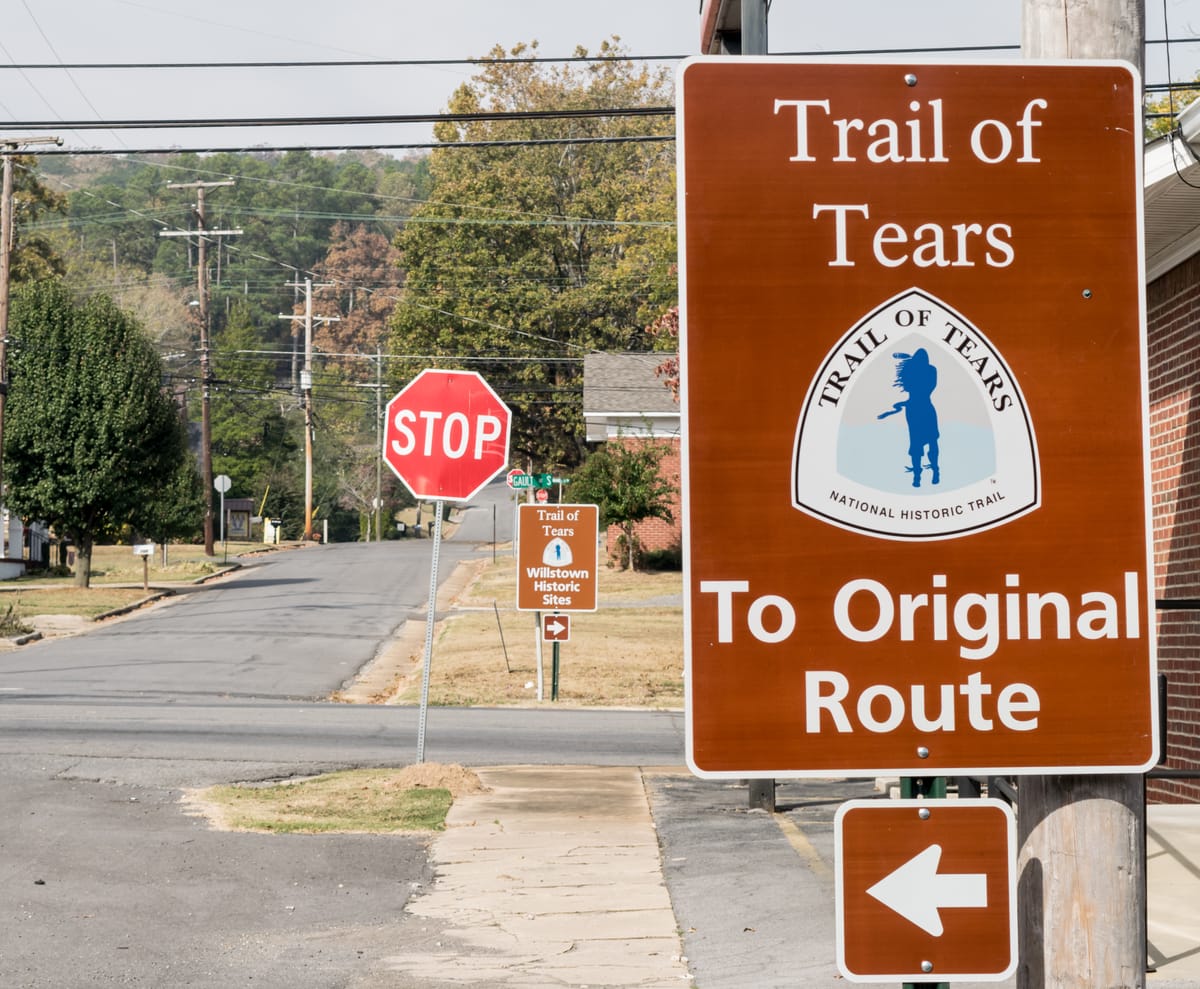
[0,481,689,987]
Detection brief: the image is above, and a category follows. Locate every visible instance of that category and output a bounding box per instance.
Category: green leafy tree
[139,443,204,554]
[390,40,677,468]
[209,301,300,503]
[6,281,193,586]
[569,439,675,571]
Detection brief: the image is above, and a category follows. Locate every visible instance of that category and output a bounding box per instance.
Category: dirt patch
[385,762,487,798]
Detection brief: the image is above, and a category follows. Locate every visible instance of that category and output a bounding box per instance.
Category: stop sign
[383,369,511,501]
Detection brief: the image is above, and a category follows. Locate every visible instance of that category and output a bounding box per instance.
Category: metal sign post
[415,499,444,764]
[214,473,231,562]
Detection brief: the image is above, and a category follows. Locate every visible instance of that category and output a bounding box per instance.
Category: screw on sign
[383,369,511,502]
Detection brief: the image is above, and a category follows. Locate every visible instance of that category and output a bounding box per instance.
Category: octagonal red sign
[383,369,511,502]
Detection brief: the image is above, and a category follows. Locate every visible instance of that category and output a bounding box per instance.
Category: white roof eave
[1144,133,1200,282]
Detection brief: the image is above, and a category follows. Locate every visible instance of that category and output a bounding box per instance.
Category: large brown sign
[836,799,1016,982]
[678,59,1156,776]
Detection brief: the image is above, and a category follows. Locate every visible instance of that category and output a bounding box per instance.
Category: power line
[37,135,676,156]
[38,135,674,156]
[0,53,687,70]
[0,44,1065,72]
[1,105,674,131]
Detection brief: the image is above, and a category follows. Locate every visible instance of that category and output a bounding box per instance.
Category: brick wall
[603,438,682,566]
[1148,252,1200,802]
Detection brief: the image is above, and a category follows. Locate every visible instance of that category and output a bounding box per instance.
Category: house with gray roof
[583,352,680,442]
[582,352,681,563]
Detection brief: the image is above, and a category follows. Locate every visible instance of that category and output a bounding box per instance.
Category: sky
[0,0,1195,155]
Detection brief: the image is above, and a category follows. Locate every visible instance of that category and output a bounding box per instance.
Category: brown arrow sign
[835,798,1016,982]
[543,614,571,642]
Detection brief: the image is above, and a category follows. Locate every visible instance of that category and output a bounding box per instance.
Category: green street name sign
[511,472,554,489]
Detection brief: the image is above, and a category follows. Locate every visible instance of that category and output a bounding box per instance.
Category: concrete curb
[191,563,242,584]
[0,562,247,648]
[86,563,243,621]
[91,589,176,622]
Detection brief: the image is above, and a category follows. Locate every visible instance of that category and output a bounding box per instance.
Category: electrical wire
[38,135,675,156]
[17,0,128,151]
[0,43,1042,72]
[0,53,688,70]
[2,105,674,131]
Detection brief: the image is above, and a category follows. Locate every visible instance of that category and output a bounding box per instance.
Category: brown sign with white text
[517,504,599,612]
[678,59,1156,776]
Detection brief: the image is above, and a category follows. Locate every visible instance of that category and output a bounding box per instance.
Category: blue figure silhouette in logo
[877,348,940,488]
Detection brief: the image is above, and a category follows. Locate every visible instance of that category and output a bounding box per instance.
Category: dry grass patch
[0,586,157,621]
[400,554,684,708]
[9,543,230,587]
[188,763,485,834]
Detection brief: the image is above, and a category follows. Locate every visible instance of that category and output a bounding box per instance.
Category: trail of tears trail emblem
[792,288,1040,540]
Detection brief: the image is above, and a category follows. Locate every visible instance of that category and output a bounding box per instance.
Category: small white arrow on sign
[545,618,568,637]
[866,843,987,937]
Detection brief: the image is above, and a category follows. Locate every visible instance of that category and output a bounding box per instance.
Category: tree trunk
[73,539,91,588]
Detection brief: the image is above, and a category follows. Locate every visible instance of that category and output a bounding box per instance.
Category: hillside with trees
[6,40,679,544]
[29,149,432,540]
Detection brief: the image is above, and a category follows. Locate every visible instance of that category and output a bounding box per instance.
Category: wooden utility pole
[1019,3,1147,987]
[0,135,61,543]
[279,278,336,541]
[160,182,240,556]
[1023,0,1145,61]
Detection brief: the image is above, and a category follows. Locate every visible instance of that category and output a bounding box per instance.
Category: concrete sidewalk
[384,767,1200,989]
[1148,803,1200,984]
[379,766,689,988]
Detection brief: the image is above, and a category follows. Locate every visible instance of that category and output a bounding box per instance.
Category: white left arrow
[866,843,987,937]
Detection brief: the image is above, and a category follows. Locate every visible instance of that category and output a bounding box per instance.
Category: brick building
[1146,119,1200,801]
[582,352,681,564]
